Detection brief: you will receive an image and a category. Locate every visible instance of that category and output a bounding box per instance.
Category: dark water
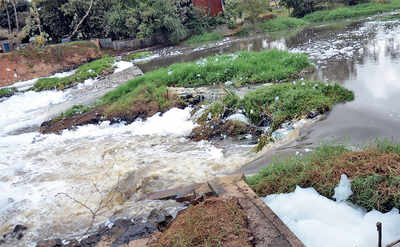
[139,18,400,174]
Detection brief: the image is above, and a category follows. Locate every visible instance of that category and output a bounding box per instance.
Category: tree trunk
[11,0,18,33]
[68,0,94,40]
[5,3,11,34]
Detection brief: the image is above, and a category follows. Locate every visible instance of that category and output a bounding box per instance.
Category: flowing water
[1,15,400,246]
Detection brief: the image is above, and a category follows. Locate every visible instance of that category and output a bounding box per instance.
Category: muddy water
[1,16,400,246]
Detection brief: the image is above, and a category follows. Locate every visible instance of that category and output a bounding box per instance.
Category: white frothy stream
[0,83,252,246]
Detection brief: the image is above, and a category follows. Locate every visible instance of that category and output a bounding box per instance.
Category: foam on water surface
[113,61,133,73]
[263,179,400,247]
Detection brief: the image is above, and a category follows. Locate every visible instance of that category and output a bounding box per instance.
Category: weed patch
[246,141,400,212]
[122,51,153,61]
[260,16,309,32]
[303,0,400,22]
[184,32,224,45]
[0,87,17,98]
[33,57,115,91]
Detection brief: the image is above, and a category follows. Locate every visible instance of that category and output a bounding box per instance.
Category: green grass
[99,50,312,113]
[246,141,400,212]
[260,16,309,32]
[32,57,115,91]
[303,0,400,22]
[0,87,17,98]
[184,32,224,45]
[122,51,153,61]
[197,81,353,146]
[381,13,400,20]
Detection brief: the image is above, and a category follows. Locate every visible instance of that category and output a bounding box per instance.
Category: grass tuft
[122,51,153,61]
[99,50,312,114]
[260,16,309,32]
[303,0,400,22]
[0,87,17,98]
[184,32,224,45]
[32,57,115,91]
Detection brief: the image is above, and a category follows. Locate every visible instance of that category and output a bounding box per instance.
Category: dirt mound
[0,41,102,87]
[151,197,252,247]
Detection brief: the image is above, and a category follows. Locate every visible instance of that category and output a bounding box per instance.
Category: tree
[9,0,18,33]
[0,0,12,34]
[68,0,94,39]
[241,0,269,24]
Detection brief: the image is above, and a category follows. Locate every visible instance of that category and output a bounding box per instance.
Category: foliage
[184,32,224,45]
[0,87,16,98]
[259,16,309,32]
[33,56,115,91]
[241,0,270,24]
[246,141,400,212]
[303,0,400,22]
[281,0,324,18]
[32,0,202,44]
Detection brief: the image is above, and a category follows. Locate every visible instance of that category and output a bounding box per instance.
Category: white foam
[226,113,250,125]
[263,186,400,247]
[5,70,76,91]
[333,174,353,202]
[0,90,67,135]
[113,61,133,73]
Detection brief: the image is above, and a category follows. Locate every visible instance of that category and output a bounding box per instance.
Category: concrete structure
[144,174,306,247]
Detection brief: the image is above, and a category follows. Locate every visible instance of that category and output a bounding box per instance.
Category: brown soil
[0,41,102,87]
[151,197,253,247]
[190,119,261,141]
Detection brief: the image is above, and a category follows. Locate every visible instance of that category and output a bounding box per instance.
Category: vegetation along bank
[39,49,354,151]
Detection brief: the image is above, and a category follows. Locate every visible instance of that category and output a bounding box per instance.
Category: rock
[36,239,63,247]
[147,209,173,231]
[111,222,156,247]
[1,224,28,244]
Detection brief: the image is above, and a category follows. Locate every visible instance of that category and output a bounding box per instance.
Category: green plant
[33,56,115,91]
[184,32,224,45]
[122,51,152,61]
[303,0,400,22]
[0,87,16,98]
[259,16,309,32]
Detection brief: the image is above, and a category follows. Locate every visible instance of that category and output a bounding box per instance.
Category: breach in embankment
[39,49,354,150]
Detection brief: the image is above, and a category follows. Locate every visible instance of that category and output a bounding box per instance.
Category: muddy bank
[0,42,102,87]
[39,95,186,134]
